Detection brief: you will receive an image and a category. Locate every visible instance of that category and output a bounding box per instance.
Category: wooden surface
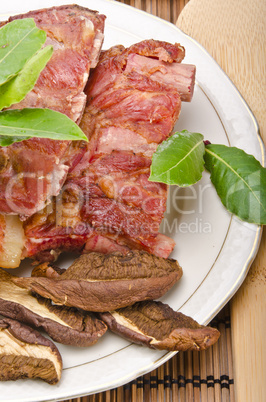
[177,1,265,401]
[63,1,265,401]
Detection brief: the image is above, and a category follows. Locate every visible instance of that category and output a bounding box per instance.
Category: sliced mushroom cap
[0,268,107,347]
[99,301,220,351]
[0,317,62,384]
[13,251,183,312]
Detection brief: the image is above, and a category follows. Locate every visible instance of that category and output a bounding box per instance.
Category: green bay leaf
[0,108,88,145]
[149,130,205,186]
[0,135,30,146]
[0,45,53,110]
[204,144,266,224]
[0,18,46,85]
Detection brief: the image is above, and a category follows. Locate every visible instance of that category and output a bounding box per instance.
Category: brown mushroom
[99,300,220,351]
[13,251,183,312]
[0,317,62,384]
[0,268,107,347]
[31,262,66,278]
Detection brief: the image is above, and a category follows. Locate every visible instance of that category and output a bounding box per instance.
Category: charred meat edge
[13,251,183,312]
[0,268,107,347]
[0,317,62,384]
[99,301,220,351]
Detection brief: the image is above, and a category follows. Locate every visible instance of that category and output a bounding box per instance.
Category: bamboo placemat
[62,1,238,401]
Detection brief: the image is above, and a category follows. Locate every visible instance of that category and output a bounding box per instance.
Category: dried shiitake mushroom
[0,268,107,347]
[0,317,62,384]
[99,300,220,351]
[13,251,183,312]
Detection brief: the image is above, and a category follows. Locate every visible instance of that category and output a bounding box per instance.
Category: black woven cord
[127,372,234,391]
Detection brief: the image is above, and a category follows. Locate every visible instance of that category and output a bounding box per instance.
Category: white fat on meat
[0,215,25,269]
[95,127,158,157]
[46,163,69,200]
[90,31,105,68]
[69,92,87,124]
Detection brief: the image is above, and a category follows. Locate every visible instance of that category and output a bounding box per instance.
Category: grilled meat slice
[0,5,105,218]
[22,39,195,261]
[2,4,106,122]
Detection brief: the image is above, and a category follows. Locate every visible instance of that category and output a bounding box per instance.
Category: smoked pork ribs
[0,5,106,217]
[23,39,196,262]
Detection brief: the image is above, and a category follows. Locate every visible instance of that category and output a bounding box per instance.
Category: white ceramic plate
[0,1,265,401]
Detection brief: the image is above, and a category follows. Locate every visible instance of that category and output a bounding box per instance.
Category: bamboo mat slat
[117,0,190,23]
[63,1,237,401]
